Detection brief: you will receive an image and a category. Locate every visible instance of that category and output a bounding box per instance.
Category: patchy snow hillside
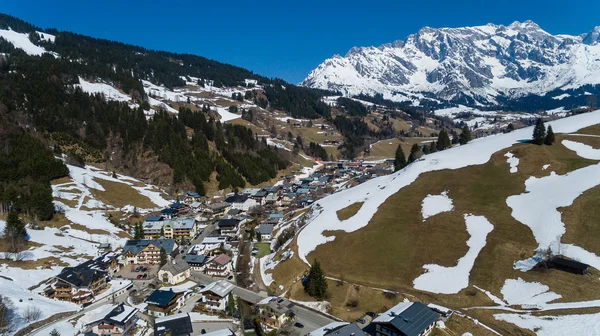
[0,163,171,334]
[0,28,52,56]
[302,21,600,104]
[297,109,600,265]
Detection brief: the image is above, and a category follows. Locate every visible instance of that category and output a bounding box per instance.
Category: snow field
[421,191,454,221]
[504,152,519,173]
[412,214,494,294]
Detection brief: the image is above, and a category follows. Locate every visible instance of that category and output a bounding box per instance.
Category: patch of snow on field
[474,286,506,305]
[542,164,551,170]
[0,28,48,56]
[413,214,493,294]
[215,107,241,122]
[501,278,561,306]
[507,157,600,271]
[76,77,131,102]
[0,277,78,334]
[289,299,332,314]
[259,253,280,286]
[562,140,600,160]
[504,152,519,173]
[494,312,600,336]
[295,109,600,264]
[421,191,454,221]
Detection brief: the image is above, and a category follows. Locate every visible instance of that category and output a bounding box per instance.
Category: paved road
[189,272,337,333]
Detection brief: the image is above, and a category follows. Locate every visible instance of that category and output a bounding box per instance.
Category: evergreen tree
[532,118,546,145]
[50,329,61,336]
[407,144,421,163]
[227,292,236,316]
[459,125,472,145]
[303,260,328,300]
[394,144,407,171]
[436,130,451,151]
[544,125,555,145]
[506,123,515,132]
[429,141,437,153]
[160,248,167,266]
[4,211,27,253]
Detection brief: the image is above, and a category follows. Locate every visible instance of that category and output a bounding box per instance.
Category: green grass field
[255,243,271,258]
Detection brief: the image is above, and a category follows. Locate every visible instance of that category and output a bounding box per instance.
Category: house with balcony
[143,221,165,239]
[83,304,139,336]
[257,297,296,329]
[46,260,109,304]
[173,218,197,242]
[204,254,233,277]
[197,280,234,311]
[216,219,240,237]
[371,302,439,336]
[183,254,208,271]
[206,202,231,216]
[121,239,177,266]
[145,289,186,317]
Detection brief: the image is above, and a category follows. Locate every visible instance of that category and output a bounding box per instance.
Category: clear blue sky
[2,0,599,83]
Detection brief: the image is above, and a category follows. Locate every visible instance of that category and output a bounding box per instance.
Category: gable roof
[123,239,176,256]
[145,215,163,222]
[183,254,207,265]
[324,323,367,336]
[160,259,190,276]
[145,289,178,307]
[200,279,234,297]
[154,312,193,336]
[225,194,248,204]
[210,254,232,266]
[217,219,240,229]
[258,224,274,235]
[87,304,138,327]
[373,302,439,336]
[173,218,195,230]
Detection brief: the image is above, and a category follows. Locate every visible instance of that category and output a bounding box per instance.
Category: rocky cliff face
[302,21,600,105]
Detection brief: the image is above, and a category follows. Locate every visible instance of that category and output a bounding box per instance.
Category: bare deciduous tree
[23,306,42,322]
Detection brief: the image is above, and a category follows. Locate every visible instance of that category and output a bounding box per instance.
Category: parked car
[134,266,142,272]
[141,267,147,272]
[116,275,123,278]
[142,273,148,279]
[294,323,304,329]
[356,318,366,324]
[137,274,143,279]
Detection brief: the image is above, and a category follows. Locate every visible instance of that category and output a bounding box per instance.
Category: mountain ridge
[302,21,600,106]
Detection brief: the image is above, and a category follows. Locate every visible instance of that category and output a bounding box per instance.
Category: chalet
[173,218,197,242]
[145,215,164,222]
[307,322,350,336]
[264,193,280,206]
[225,208,243,219]
[207,202,231,215]
[183,254,208,271]
[251,190,268,205]
[161,208,177,219]
[204,254,233,277]
[372,302,439,336]
[282,193,296,206]
[183,191,201,204]
[257,224,275,241]
[83,304,139,336]
[197,280,234,311]
[191,237,229,254]
[143,221,165,239]
[145,289,186,317]
[121,239,177,265]
[154,312,193,336]
[549,256,590,275]
[163,221,174,239]
[226,194,258,211]
[217,219,240,237]
[158,259,191,285]
[46,258,110,304]
[258,297,296,328]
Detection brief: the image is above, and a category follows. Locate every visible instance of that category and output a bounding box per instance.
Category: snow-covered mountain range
[301,21,600,105]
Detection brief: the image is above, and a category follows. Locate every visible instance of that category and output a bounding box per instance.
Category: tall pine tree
[459,125,472,145]
[4,211,27,254]
[429,141,437,153]
[436,130,451,151]
[394,144,407,171]
[303,260,328,300]
[532,118,546,145]
[407,144,421,163]
[544,125,555,145]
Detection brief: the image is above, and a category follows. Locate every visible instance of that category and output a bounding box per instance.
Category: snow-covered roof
[200,280,234,297]
[373,302,413,322]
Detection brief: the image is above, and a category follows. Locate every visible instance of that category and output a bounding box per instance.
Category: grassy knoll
[562,134,600,148]
[575,124,600,135]
[307,137,600,312]
[561,185,600,256]
[336,202,364,221]
[364,137,436,160]
[90,179,157,209]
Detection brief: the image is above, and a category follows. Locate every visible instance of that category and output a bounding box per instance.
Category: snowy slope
[0,28,49,56]
[302,21,600,104]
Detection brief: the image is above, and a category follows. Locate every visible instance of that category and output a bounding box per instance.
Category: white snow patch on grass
[0,28,48,56]
[296,110,600,264]
[542,164,551,170]
[259,253,280,286]
[215,107,241,122]
[504,152,519,173]
[413,214,494,294]
[562,140,600,160]
[75,77,131,102]
[501,278,561,306]
[494,312,600,336]
[421,191,454,221]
